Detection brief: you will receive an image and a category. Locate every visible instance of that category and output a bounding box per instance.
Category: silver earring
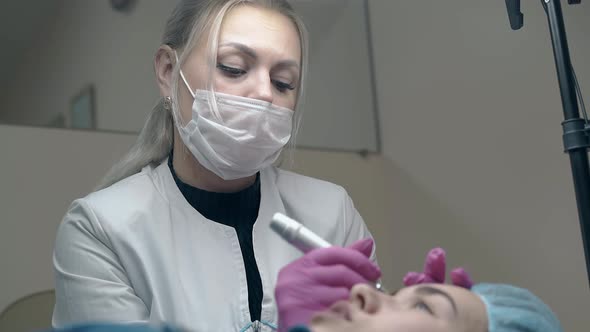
[164,96,172,110]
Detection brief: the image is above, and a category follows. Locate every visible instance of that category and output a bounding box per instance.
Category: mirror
[0,0,380,153]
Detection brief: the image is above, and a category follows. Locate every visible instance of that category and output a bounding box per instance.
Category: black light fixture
[110,0,136,12]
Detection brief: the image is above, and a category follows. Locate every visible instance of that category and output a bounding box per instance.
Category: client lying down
[278,246,562,332]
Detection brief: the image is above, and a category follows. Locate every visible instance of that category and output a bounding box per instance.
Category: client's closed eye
[414,300,434,315]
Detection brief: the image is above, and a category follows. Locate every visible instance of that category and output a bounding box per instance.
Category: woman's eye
[217,64,246,78]
[272,79,295,93]
[217,63,295,93]
[414,301,434,315]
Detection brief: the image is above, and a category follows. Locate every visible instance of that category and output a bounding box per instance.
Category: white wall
[0,125,136,315]
[368,0,590,330]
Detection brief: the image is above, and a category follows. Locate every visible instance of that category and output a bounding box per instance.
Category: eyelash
[217,64,246,77]
[414,301,434,315]
[217,64,295,93]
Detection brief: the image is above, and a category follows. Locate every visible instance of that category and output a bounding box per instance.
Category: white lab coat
[52,160,377,332]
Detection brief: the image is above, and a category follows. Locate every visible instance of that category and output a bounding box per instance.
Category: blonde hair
[96,0,309,190]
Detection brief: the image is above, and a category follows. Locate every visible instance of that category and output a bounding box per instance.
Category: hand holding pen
[271,213,383,331]
[270,213,387,292]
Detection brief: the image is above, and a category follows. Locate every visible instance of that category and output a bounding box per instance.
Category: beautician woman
[52,1,380,331]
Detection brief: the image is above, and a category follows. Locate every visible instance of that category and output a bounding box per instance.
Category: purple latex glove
[403,247,473,289]
[275,238,381,332]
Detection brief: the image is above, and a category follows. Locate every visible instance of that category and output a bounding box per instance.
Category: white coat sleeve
[52,199,149,327]
[341,190,379,264]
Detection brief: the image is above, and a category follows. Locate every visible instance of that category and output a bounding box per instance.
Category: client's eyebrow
[389,288,401,296]
[414,286,458,317]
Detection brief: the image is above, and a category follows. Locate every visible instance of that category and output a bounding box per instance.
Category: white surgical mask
[173,69,294,180]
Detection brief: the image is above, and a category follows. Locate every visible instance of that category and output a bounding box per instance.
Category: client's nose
[349,284,381,314]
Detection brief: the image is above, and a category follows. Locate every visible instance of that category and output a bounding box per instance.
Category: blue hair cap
[472,283,563,332]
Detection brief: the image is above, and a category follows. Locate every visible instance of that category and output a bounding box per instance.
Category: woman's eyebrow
[219,42,258,59]
[219,42,300,69]
[414,286,458,317]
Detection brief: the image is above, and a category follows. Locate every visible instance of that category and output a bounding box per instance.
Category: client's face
[310,284,488,332]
